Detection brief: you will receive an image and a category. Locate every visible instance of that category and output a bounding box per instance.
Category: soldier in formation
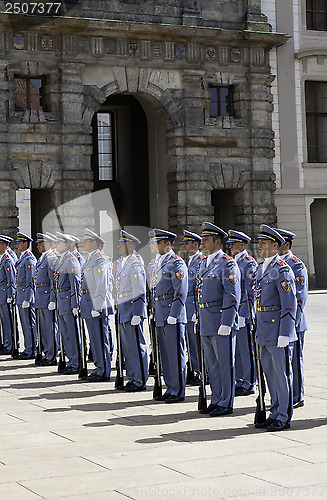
[0,223,308,430]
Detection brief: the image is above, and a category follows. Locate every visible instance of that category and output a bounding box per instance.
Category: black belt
[198,299,223,309]
[16,282,26,286]
[35,283,49,288]
[155,293,174,302]
[257,305,280,312]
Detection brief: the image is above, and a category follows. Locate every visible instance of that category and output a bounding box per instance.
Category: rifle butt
[78,366,88,380]
[114,374,124,390]
[198,385,207,411]
[11,347,19,359]
[57,358,66,372]
[186,362,194,383]
[153,377,162,399]
[254,402,266,425]
[35,353,43,365]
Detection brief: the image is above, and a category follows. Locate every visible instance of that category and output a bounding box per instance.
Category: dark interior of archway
[91,94,150,229]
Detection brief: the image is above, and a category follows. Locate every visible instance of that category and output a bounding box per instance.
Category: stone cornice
[0,14,288,48]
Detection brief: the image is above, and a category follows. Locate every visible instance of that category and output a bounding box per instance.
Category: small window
[95,112,115,181]
[306,0,327,31]
[305,81,327,162]
[209,86,234,118]
[14,76,48,111]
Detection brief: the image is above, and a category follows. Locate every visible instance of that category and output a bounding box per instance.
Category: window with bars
[306,0,327,30]
[14,76,48,111]
[305,81,327,162]
[95,112,115,181]
[208,85,234,118]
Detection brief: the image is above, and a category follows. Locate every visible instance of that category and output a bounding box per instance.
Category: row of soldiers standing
[0,221,308,430]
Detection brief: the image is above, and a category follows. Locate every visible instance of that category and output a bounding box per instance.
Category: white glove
[48,301,56,311]
[131,315,141,326]
[238,316,246,328]
[72,307,78,316]
[218,324,231,336]
[22,301,30,309]
[277,336,289,348]
[91,310,100,318]
[191,313,196,323]
[7,297,12,304]
[167,316,177,325]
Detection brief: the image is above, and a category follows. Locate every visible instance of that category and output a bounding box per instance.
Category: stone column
[56,62,94,234]
[0,60,19,237]
[247,69,277,248]
[167,70,212,237]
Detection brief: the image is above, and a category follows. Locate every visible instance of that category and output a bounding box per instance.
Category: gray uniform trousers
[59,313,80,370]
[85,316,111,379]
[18,305,36,356]
[157,323,186,398]
[289,332,305,404]
[260,344,293,424]
[235,324,256,390]
[201,332,236,408]
[186,321,200,373]
[0,304,13,351]
[37,308,58,362]
[120,320,148,387]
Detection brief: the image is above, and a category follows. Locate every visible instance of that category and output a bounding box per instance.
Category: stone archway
[81,65,186,232]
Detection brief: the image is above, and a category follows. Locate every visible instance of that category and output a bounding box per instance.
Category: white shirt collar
[234,249,247,262]
[206,249,222,267]
[188,250,200,265]
[262,253,278,273]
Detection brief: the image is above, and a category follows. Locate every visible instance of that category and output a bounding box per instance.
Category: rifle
[149,307,162,398]
[246,291,266,425]
[55,308,66,372]
[193,290,207,411]
[185,327,194,383]
[10,298,19,358]
[114,305,124,389]
[146,285,155,376]
[35,309,43,365]
[74,281,88,380]
[0,322,3,351]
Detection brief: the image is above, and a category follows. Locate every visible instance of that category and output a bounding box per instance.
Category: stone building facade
[262,0,327,287]
[0,0,286,257]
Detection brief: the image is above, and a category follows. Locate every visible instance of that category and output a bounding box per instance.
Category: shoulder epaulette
[172,254,179,259]
[222,253,233,260]
[130,255,138,262]
[276,259,287,267]
[245,254,255,261]
[290,256,300,263]
[96,252,102,258]
[26,251,32,257]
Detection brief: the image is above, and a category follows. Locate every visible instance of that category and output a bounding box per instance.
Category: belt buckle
[199,304,204,309]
